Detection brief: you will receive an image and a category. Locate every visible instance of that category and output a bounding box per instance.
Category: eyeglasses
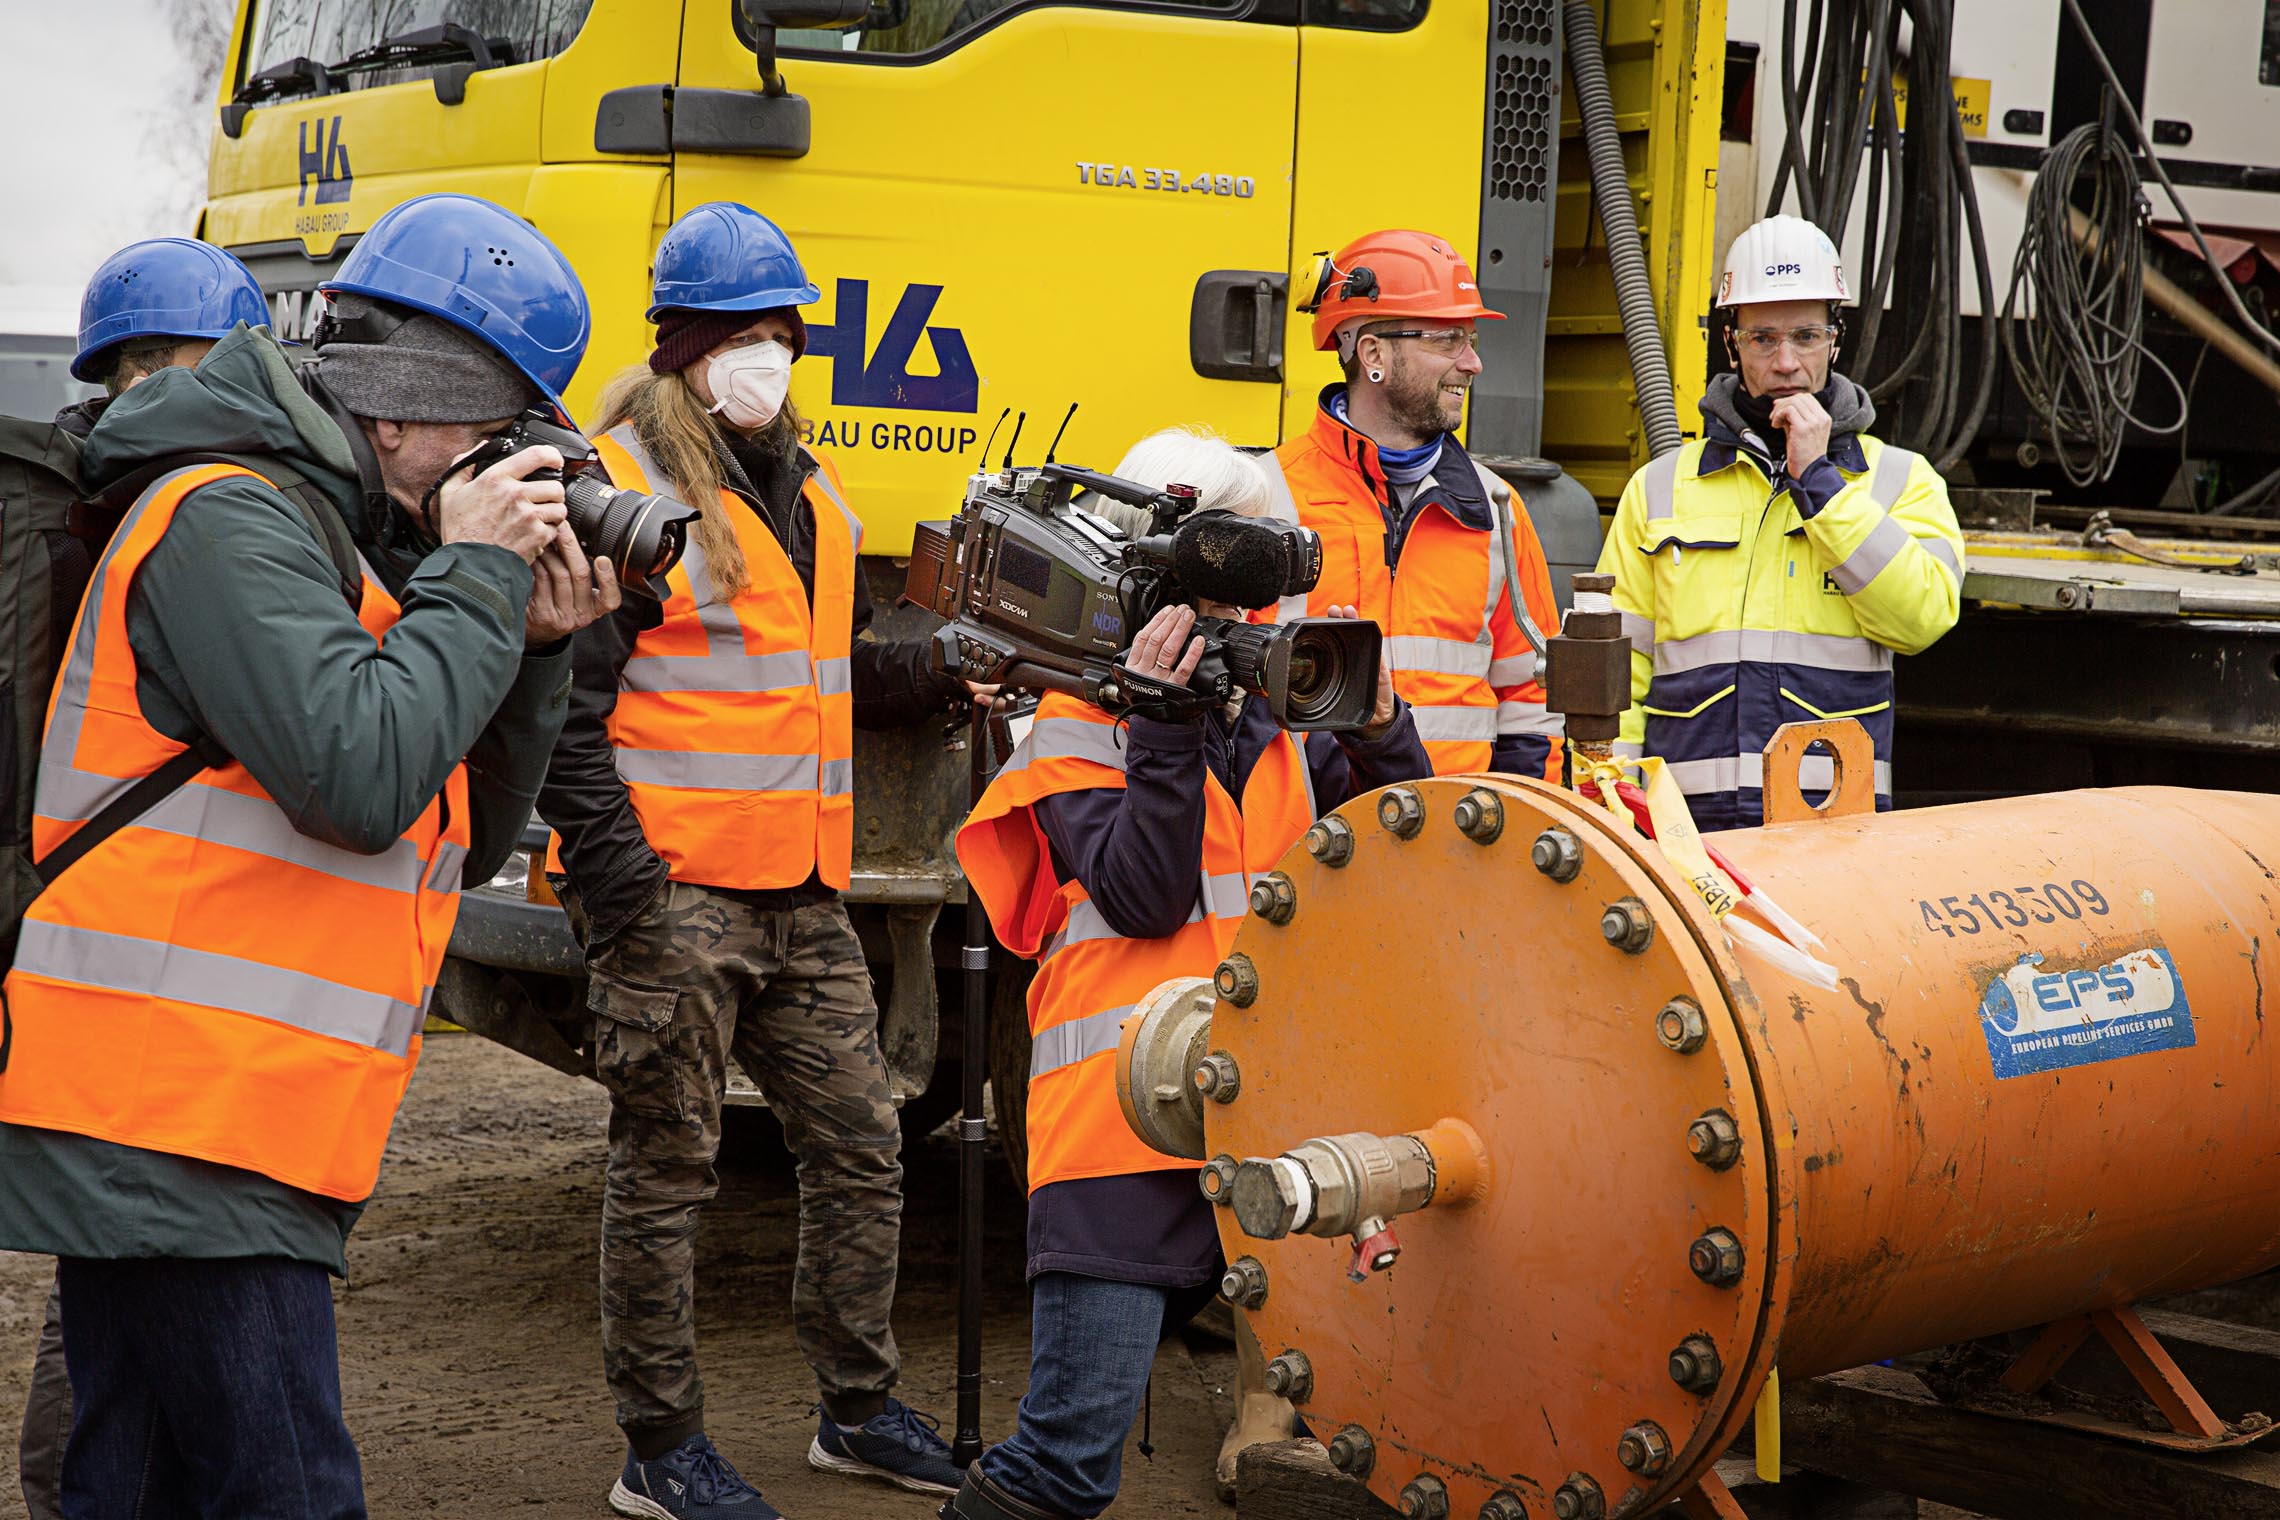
[1733,324,1839,357]
[1368,327,1481,356]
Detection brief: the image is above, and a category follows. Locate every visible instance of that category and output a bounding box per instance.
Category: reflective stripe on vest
[0,463,468,1202]
[1259,442,1554,774]
[957,693,1316,1192]
[1634,438,1937,822]
[1824,445,1961,592]
[597,426,859,890]
[1663,751,1894,798]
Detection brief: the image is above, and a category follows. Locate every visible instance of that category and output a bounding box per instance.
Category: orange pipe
[1197,775,2280,1519]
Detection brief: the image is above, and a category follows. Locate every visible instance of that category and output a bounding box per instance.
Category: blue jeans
[980,1273,1172,1518]
[56,1255,365,1520]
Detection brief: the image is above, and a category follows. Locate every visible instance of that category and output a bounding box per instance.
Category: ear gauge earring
[1367,368,1385,383]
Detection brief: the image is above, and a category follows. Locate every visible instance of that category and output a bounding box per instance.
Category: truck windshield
[241,1,594,94]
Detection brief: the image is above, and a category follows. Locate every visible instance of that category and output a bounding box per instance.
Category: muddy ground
[0,1033,1235,1519]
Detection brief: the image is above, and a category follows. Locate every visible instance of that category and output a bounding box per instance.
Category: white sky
[0,1,214,322]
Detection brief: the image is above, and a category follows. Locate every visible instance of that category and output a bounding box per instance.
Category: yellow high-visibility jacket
[1595,429,1963,830]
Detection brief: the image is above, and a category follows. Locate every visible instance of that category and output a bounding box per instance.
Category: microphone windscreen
[1171,512,1293,611]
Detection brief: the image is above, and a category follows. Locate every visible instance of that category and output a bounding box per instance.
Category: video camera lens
[1212,616,1383,732]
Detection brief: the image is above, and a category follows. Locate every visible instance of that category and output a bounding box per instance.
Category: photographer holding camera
[536,202,973,1518]
[0,193,606,1515]
[943,430,1430,1520]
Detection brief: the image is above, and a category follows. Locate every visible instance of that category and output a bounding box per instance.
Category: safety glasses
[1369,327,1481,357]
[1732,324,1839,356]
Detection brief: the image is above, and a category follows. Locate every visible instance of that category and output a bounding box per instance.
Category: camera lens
[563,475,700,601]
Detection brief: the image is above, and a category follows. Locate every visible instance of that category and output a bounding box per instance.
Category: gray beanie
[315,294,538,423]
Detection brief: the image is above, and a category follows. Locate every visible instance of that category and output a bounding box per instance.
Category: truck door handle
[1190,271,1288,383]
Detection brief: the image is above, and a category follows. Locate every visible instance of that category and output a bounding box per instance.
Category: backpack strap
[34,734,231,888]
[87,452,364,609]
[0,730,229,1073]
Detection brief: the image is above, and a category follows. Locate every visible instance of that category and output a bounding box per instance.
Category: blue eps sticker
[1978,945,2195,1078]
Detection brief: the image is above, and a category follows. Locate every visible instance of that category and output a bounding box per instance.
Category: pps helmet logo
[1765,262,1804,277]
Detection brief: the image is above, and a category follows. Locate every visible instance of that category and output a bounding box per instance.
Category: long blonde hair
[594,365,805,601]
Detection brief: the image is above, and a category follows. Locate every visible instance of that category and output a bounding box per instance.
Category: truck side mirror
[738,0,871,94]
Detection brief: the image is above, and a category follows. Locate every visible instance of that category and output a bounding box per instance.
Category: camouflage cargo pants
[584,880,904,1442]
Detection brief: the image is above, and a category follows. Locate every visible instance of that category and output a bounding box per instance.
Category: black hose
[1563,0,1684,457]
[1766,0,1995,469]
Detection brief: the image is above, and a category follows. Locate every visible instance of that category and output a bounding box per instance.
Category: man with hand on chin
[1594,214,1964,830]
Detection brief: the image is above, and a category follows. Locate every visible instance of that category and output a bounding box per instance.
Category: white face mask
[704,340,794,429]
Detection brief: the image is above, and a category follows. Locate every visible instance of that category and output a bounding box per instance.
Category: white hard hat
[1715,215,1849,308]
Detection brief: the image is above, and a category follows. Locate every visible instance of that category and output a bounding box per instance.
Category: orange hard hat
[1299,230,1505,352]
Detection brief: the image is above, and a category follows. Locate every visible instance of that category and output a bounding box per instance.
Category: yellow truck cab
[201,0,1724,1149]
[205,0,1721,541]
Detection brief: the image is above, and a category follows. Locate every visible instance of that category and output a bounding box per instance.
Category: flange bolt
[1193,1052,1242,1104]
[1655,997,1708,1054]
[1601,897,1654,954]
[1263,1349,1314,1402]
[1479,1493,1529,1520]
[1327,1425,1376,1479]
[1399,1475,1450,1519]
[1215,954,1259,1007]
[1686,1109,1742,1170]
[1306,816,1356,867]
[1249,872,1298,924]
[1453,788,1505,843]
[1221,1256,1269,1308]
[1198,1154,1240,1205]
[1379,787,1425,839]
[1531,826,1582,882]
[1551,1474,1604,1520]
[1617,1421,1672,1477]
[1689,1227,1746,1287]
[1669,1334,1723,1393]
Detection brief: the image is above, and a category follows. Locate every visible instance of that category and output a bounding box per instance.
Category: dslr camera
[458,408,700,601]
[903,461,1382,731]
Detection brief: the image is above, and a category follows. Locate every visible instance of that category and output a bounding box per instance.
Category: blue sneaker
[609,1433,782,1519]
[807,1398,963,1496]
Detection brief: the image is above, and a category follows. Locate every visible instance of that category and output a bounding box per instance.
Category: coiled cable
[1999,120,2187,488]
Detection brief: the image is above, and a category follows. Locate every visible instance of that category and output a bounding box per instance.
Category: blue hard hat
[320,193,590,417]
[72,238,271,381]
[647,202,819,321]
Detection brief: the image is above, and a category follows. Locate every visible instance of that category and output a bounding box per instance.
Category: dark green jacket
[0,324,570,1272]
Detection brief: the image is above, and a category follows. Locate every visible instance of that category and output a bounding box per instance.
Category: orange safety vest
[1259,399,1563,778]
[0,463,469,1202]
[957,694,1317,1193]
[594,425,861,891]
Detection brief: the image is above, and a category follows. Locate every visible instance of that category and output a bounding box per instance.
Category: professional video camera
[903,461,1382,731]
[457,408,700,601]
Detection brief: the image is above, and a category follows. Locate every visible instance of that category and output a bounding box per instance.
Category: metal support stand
[1677,1470,1750,1520]
[2002,1305,2228,1439]
[950,700,1001,1469]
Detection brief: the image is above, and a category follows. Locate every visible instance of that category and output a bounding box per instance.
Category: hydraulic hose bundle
[1765,0,1994,474]
[1563,0,1684,459]
[2000,122,2186,489]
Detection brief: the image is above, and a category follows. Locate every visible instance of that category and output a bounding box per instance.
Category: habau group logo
[807,279,978,413]
[804,278,983,457]
[299,117,353,207]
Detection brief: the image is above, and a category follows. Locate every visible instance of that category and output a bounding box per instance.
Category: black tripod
[950,696,1019,1469]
